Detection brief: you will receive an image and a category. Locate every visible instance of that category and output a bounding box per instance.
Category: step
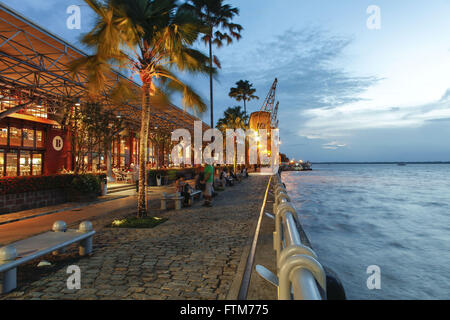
[107,184,136,194]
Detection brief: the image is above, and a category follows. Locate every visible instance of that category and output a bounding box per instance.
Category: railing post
[52,221,67,255]
[78,221,93,256]
[0,246,17,294]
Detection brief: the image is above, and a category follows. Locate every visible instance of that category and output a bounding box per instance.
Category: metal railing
[271,173,327,300]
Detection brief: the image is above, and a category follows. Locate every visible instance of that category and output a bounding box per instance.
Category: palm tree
[216,106,248,173]
[184,0,243,128]
[71,0,212,218]
[228,80,259,114]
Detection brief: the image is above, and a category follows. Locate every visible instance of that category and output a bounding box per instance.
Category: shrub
[0,174,106,196]
[69,174,102,195]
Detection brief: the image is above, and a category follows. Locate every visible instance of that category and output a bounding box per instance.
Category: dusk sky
[3,0,450,162]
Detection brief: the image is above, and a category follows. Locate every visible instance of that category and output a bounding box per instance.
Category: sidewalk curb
[226,177,271,300]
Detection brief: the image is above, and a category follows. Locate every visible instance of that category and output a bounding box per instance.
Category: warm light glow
[112,219,125,226]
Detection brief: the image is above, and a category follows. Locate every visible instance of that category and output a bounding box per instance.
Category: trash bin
[101,176,108,196]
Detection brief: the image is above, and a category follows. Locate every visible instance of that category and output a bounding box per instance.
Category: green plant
[110,216,167,229]
[69,174,102,195]
[0,174,106,196]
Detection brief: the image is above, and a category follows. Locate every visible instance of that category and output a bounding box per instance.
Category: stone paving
[1,175,269,300]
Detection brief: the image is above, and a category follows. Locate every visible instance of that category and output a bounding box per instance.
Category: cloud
[211,28,380,157]
[322,141,347,150]
[300,88,450,140]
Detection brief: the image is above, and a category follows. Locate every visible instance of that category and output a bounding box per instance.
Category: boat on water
[281,161,312,171]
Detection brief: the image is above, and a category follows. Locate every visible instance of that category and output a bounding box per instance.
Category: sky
[2,0,450,162]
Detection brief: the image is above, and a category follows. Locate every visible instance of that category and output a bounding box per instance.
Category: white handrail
[273,173,326,300]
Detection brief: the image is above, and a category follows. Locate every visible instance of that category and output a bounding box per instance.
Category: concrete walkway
[1,176,270,300]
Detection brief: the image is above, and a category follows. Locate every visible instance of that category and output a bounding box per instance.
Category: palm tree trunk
[138,82,151,218]
[243,99,247,115]
[105,141,113,182]
[209,32,214,128]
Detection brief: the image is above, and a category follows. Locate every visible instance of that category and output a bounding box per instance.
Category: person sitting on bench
[175,176,193,207]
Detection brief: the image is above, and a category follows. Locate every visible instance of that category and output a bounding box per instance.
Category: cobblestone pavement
[1,176,269,300]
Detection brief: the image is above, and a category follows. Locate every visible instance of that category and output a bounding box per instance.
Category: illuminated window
[0,150,4,176]
[36,130,44,148]
[20,151,31,176]
[9,127,21,147]
[32,153,42,176]
[6,151,18,176]
[23,128,34,148]
[0,127,7,146]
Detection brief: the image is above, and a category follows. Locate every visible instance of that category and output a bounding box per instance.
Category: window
[23,128,35,148]
[6,151,18,176]
[0,149,4,176]
[20,151,31,176]
[0,127,7,146]
[10,127,21,147]
[36,130,44,148]
[32,153,42,176]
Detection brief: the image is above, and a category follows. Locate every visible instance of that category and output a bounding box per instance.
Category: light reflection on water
[283,164,450,300]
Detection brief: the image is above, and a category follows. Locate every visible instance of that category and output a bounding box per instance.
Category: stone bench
[188,190,203,206]
[160,192,184,210]
[0,220,95,294]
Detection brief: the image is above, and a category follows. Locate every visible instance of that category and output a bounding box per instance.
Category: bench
[188,190,202,206]
[160,192,184,210]
[0,220,95,294]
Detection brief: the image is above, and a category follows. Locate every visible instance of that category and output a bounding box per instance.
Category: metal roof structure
[0,2,209,134]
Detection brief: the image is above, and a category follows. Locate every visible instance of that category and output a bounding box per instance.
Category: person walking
[201,163,214,207]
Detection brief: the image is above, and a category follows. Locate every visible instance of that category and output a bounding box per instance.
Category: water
[282,164,450,300]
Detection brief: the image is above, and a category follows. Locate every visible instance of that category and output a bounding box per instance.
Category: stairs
[107,184,136,194]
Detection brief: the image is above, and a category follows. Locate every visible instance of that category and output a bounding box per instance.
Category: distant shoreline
[311,162,450,165]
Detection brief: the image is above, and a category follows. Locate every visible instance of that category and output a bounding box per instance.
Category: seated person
[222,168,234,187]
[230,170,241,182]
[175,176,192,206]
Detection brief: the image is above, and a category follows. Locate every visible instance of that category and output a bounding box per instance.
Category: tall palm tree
[71,0,212,218]
[184,0,243,128]
[216,106,248,173]
[228,80,259,114]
